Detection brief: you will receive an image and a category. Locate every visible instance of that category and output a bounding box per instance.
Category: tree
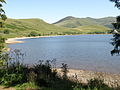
[110,0,120,8]
[0,0,7,27]
[0,0,7,53]
[110,0,120,55]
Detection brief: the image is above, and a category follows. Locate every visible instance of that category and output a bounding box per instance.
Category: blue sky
[4,0,119,23]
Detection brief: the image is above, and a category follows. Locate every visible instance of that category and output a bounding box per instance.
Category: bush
[34,60,54,87]
[88,78,104,89]
[0,62,29,86]
[87,78,110,90]
[0,49,29,86]
[1,73,22,86]
[3,29,10,34]
[0,36,6,53]
[61,63,69,79]
[28,31,40,37]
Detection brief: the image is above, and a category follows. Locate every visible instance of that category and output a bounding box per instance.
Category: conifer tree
[0,0,7,53]
[110,0,120,55]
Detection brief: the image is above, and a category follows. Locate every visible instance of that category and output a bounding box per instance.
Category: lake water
[9,35,120,74]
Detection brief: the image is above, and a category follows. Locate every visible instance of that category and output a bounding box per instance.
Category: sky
[3,0,120,23]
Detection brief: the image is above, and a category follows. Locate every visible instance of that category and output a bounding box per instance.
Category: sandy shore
[57,68,120,87]
[5,36,52,44]
[5,38,24,44]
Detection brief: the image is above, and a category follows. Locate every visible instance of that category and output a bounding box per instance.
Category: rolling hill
[53,16,115,28]
[0,18,80,38]
[74,25,111,34]
[0,17,113,38]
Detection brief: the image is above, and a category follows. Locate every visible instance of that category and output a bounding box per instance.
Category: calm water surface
[9,35,120,74]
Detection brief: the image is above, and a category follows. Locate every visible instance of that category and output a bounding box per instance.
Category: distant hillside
[0,18,80,38]
[0,17,112,38]
[53,16,115,28]
[75,25,111,34]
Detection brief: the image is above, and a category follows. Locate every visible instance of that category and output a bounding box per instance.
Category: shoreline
[5,34,112,44]
[57,68,120,87]
[5,36,53,44]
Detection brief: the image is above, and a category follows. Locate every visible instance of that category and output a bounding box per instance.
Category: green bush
[0,62,29,86]
[0,36,6,53]
[28,31,40,37]
[34,60,55,87]
[0,49,28,86]
[87,78,110,90]
[1,73,22,86]
[3,29,10,34]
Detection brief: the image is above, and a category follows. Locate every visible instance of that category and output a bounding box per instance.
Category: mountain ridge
[53,16,115,28]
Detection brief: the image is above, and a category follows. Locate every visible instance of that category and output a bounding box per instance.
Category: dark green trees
[110,0,120,9]
[0,0,7,53]
[0,0,7,27]
[111,16,120,55]
[110,0,120,55]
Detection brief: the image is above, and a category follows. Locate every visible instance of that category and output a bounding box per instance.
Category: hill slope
[53,16,115,28]
[0,18,111,38]
[75,25,111,34]
[0,18,80,38]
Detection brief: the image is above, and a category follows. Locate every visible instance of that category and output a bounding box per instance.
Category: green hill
[0,18,80,38]
[53,16,115,28]
[0,17,112,38]
[75,25,111,34]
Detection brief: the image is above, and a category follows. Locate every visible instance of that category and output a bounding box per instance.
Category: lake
[9,35,120,74]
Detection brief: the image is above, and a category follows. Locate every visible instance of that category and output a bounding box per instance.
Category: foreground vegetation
[0,50,120,90]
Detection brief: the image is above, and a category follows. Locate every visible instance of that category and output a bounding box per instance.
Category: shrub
[28,31,39,37]
[1,73,22,86]
[27,71,37,83]
[34,60,53,87]
[0,36,6,53]
[0,49,29,86]
[87,78,110,90]
[0,61,29,86]
[61,63,69,79]
[3,29,10,34]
